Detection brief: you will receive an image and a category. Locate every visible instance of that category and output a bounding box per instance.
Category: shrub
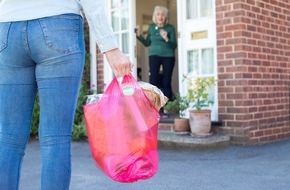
[163,93,189,117]
[30,94,40,139]
[72,53,90,140]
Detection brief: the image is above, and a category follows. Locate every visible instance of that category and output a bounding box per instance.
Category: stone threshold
[158,132,230,150]
[158,118,229,150]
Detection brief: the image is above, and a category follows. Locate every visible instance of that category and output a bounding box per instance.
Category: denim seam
[0,22,11,52]
[22,21,33,59]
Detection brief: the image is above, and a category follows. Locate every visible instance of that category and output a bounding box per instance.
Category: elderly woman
[136,5,177,102]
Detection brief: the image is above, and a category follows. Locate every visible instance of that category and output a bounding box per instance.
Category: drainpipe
[89,29,97,94]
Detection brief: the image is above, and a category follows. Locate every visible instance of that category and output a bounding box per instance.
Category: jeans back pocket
[39,14,82,54]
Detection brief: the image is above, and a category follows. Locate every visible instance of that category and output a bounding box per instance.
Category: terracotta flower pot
[174,118,190,135]
[189,110,212,137]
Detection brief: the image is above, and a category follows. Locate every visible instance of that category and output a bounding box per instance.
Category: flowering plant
[183,75,217,111]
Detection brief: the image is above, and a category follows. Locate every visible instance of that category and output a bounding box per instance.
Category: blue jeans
[0,14,85,190]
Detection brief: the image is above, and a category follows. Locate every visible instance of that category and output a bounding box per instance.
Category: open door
[177,0,218,121]
[104,0,137,85]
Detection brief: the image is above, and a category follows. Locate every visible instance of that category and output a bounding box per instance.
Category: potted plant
[163,93,190,135]
[183,75,217,137]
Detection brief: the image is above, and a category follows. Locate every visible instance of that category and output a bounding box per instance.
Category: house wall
[87,0,290,145]
[216,0,290,144]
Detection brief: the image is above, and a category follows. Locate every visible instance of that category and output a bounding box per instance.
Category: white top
[0,0,118,53]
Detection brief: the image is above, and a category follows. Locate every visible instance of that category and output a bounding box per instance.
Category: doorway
[135,0,179,97]
[177,0,218,120]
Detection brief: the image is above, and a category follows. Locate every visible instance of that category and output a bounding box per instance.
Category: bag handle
[103,74,140,97]
[121,74,141,90]
[122,74,141,96]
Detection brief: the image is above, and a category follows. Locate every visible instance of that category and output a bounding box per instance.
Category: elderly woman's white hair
[152,6,169,24]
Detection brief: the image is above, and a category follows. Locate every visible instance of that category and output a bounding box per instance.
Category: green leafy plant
[72,53,90,140]
[72,122,87,140]
[183,75,217,111]
[30,94,40,139]
[164,93,189,117]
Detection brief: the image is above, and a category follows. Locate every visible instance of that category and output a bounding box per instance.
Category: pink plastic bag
[84,74,160,183]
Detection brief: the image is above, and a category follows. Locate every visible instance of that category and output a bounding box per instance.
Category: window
[110,0,130,54]
[187,48,214,76]
[186,0,213,20]
[187,48,215,105]
[187,50,199,75]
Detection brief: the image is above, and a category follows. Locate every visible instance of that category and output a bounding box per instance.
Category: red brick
[254,130,264,137]
[199,0,288,144]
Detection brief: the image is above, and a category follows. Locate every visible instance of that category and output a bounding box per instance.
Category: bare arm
[104,49,132,77]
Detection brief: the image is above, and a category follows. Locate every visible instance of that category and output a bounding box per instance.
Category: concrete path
[20,139,290,190]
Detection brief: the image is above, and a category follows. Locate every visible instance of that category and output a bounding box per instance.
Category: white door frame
[103,0,137,87]
[177,0,218,121]
[89,29,97,93]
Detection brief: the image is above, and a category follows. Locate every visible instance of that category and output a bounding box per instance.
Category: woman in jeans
[0,0,131,189]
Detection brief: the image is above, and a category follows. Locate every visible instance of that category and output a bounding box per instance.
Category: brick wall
[216,0,290,144]
[82,12,105,93]
[96,48,105,93]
